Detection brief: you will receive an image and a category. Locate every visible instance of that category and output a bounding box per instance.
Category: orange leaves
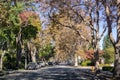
[19,11,38,23]
[85,50,94,60]
[19,11,41,30]
[76,48,104,60]
[85,50,103,60]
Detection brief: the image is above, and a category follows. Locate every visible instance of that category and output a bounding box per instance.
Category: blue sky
[99,23,117,50]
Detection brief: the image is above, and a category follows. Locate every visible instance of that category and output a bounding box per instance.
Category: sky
[98,8,117,50]
[35,2,118,50]
[99,22,117,50]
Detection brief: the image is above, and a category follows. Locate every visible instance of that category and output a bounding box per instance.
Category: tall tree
[103,35,113,49]
[19,10,41,63]
[40,0,106,67]
[82,0,107,69]
[38,0,92,64]
[102,0,120,78]
[0,0,14,70]
[103,35,114,64]
[0,0,40,68]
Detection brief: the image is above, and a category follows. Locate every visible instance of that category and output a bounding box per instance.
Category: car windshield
[29,62,36,65]
[38,61,44,63]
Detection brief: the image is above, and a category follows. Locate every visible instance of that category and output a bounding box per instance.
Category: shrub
[102,66,114,72]
[100,64,111,67]
[81,60,92,66]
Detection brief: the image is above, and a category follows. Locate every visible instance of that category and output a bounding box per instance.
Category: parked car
[48,62,53,66]
[37,61,46,67]
[26,62,37,70]
[54,61,59,65]
[36,64,41,69]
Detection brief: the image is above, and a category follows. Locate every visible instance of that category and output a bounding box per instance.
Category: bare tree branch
[99,26,107,41]
[48,12,91,44]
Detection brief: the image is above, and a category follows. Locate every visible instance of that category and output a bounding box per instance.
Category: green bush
[3,52,25,70]
[81,60,92,66]
[102,66,114,72]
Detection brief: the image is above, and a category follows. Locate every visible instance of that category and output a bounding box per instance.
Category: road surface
[0,66,112,80]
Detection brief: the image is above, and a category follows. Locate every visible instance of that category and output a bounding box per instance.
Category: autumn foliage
[19,11,41,30]
[19,11,39,23]
[85,50,103,60]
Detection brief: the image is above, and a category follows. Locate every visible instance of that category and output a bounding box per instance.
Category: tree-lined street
[0,66,112,80]
[0,0,120,79]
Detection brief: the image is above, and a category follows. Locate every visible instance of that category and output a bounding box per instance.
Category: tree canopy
[0,0,120,79]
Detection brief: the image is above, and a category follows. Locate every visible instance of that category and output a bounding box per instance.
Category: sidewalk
[0,69,26,76]
[76,66,113,79]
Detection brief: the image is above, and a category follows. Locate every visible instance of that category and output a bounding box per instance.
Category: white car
[37,61,46,67]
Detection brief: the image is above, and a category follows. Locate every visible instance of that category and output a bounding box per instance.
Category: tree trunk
[16,27,22,69]
[27,42,37,63]
[113,42,120,79]
[113,1,120,78]
[25,57,27,69]
[93,41,100,71]
[74,53,78,66]
[0,50,5,70]
[94,48,99,64]
[16,43,22,68]
[31,48,37,63]
[93,40,99,60]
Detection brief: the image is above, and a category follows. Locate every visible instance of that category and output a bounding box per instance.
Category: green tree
[103,47,114,64]
[0,0,14,70]
[102,0,120,78]
[38,43,54,61]
[11,1,40,68]
[0,0,39,69]
[19,11,41,64]
[103,35,114,64]
[103,35,113,49]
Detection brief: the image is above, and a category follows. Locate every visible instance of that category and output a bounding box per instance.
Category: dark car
[48,62,53,66]
[54,62,59,65]
[26,62,37,70]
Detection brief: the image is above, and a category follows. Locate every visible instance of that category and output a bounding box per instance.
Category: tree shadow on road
[1,66,113,80]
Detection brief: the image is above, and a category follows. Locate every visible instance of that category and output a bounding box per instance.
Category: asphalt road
[0,66,112,80]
